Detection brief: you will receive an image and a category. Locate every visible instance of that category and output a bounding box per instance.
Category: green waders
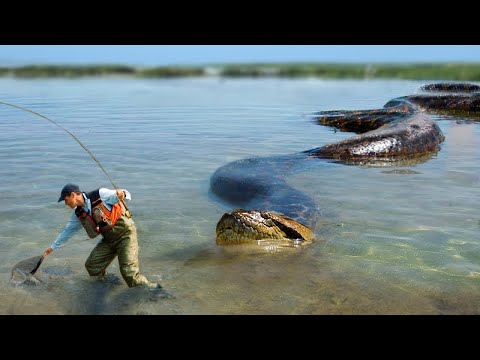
[84,215,151,287]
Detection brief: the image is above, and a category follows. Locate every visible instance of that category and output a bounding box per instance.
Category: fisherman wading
[43,183,160,289]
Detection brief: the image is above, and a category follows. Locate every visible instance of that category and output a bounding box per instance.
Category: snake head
[216,209,314,245]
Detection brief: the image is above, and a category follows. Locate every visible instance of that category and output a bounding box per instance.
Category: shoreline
[2,63,480,80]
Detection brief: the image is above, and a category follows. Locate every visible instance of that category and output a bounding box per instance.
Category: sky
[1,45,480,67]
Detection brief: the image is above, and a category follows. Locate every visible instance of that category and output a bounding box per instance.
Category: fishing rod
[0,100,130,214]
[3,100,134,279]
[1,101,118,188]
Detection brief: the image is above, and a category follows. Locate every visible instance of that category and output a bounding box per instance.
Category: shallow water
[0,77,479,314]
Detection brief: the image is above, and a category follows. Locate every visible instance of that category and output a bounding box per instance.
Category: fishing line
[0,100,118,189]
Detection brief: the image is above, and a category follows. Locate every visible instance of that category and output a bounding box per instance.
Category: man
[44,183,161,289]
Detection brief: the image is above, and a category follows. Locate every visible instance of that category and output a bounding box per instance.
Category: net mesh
[11,255,43,285]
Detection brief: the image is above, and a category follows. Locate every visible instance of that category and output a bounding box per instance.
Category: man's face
[64,192,77,208]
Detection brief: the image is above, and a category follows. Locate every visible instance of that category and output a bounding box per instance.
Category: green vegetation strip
[2,63,480,80]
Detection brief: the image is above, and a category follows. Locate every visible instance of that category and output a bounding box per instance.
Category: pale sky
[1,45,480,66]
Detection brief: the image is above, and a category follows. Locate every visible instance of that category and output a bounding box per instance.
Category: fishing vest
[75,189,127,238]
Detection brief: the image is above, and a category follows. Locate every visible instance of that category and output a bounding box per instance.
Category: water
[0,77,479,314]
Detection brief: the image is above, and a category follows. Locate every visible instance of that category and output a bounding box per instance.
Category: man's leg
[85,240,117,277]
[116,226,157,288]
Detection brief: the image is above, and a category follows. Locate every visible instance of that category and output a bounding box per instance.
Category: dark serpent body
[211,82,480,245]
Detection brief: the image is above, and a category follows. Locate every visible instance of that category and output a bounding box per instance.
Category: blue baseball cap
[58,183,81,202]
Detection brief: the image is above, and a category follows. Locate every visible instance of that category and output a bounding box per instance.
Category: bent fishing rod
[0,101,131,215]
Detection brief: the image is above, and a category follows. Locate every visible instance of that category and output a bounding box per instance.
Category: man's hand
[43,247,53,257]
[116,189,126,200]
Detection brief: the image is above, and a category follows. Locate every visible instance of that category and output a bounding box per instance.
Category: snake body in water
[210,82,480,245]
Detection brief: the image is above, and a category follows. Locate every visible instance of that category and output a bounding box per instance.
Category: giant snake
[210,82,480,245]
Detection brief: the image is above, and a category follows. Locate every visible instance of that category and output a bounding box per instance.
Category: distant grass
[221,63,480,80]
[10,65,135,78]
[367,64,480,81]
[136,66,204,77]
[2,63,480,81]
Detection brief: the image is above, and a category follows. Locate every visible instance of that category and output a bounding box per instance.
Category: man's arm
[47,211,83,252]
[99,187,131,205]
